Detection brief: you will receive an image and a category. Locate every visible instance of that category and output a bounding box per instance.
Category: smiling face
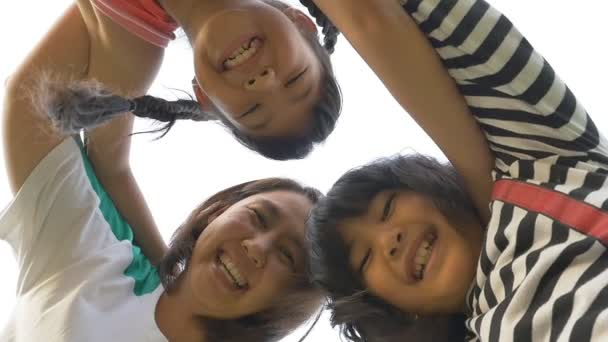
[338,190,484,315]
[191,2,323,138]
[183,190,313,319]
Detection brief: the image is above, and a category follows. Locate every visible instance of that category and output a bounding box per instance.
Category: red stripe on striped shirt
[492,180,608,245]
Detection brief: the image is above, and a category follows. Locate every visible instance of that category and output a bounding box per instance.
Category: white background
[0,1,606,341]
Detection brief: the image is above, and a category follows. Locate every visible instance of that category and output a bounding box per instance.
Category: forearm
[314,0,493,221]
[3,4,90,194]
[401,0,608,166]
[84,112,168,264]
[77,0,168,263]
[90,163,168,264]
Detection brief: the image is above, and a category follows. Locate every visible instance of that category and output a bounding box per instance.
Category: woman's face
[338,191,483,315]
[186,190,313,319]
[192,2,323,138]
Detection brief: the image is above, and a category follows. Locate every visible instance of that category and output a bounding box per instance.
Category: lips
[215,251,250,291]
[218,34,264,71]
[405,227,438,282]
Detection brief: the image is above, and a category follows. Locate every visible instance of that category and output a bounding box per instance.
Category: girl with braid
[1,4,326,342]
[305,0,608,341]
[65,0,342,161]
[4,0,340,275]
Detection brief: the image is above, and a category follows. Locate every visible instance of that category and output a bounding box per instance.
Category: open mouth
[412,230,438,281]
[222,37,263,70]
[217,252,249,289]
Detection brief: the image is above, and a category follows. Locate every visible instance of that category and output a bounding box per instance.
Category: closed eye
[286,67,308,87]
[249,207,267,229]
[358,248,371,275]
[381,193,396,221]
[239,104,261,118]
[279,247,296,270]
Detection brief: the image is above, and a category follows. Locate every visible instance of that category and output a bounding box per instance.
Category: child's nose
[244,67,278,91]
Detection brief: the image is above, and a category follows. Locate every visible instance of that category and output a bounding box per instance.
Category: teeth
[219,254,248,288]
[413,233,437,280]
[223,38,262,70]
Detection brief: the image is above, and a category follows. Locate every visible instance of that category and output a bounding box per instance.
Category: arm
[3,5,88,193]
[313,0,494,221]
[3,3,167,264]
[77,0,169,262]
[321,0,608,171]
[401,0,608,169]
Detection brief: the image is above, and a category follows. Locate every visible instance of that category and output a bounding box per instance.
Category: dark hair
[158,177,324,342]
[40,0,342,160]
[296,0,340,54]
[307,154,478,342]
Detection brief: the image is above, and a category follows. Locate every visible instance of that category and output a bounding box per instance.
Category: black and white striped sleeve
[401,0,608,171]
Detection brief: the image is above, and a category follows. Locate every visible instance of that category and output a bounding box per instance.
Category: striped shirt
[402,0,608,341]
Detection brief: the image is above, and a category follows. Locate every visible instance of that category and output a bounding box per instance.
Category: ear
[192,77,219,114]
[284,7,318,35]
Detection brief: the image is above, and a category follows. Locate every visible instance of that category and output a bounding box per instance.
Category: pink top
[92,0,179,48]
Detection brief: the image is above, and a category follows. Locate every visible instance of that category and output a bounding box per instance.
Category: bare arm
[312,0,493,221]
[77,0,169,263]
[3,5,88,193]
[3,3,167,263]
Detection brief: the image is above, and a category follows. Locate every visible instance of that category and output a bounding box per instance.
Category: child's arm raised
[77,0,169,263]
[396,0,608,170]
[319,0,608,175]
[313,0,494,222]
[3,3,167,263]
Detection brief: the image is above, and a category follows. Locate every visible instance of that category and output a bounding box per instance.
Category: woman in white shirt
[1,5,323,342]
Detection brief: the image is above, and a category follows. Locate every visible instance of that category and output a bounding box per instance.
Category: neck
[158,0,257,39]
[155,276,208,342]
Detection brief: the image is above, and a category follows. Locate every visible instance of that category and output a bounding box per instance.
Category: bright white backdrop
[0,1,606,341]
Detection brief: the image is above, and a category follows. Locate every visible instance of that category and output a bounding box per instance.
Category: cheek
[365,262,402,303]
[191,217,239,259]
[254,260,293,296]
[432,231,478,306]
[193,61,238,111]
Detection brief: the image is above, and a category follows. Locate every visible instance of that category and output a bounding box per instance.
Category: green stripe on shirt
[74,136,161,296]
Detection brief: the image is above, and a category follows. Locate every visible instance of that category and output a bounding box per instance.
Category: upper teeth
[224,38,262,70]
[219,254,248,288]
[414,233,437,280]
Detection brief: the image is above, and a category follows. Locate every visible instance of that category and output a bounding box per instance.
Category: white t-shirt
[0,137,168,342]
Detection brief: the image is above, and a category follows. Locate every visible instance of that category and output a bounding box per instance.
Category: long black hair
[41,0,342,160]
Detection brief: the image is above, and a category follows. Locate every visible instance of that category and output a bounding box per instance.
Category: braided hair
[40,0,342,160]
[298,0,340,54]
[41,79,214,138]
